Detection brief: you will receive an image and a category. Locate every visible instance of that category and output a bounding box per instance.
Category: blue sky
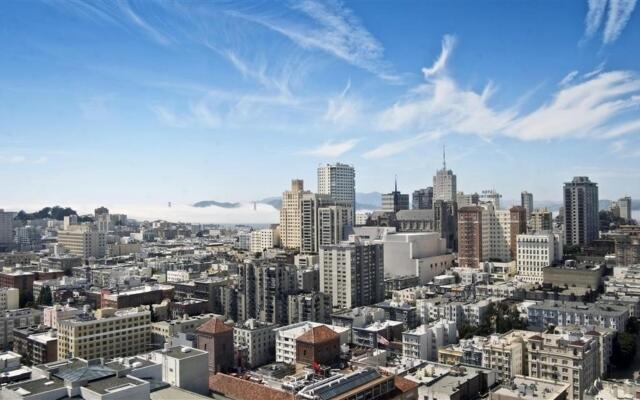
[1,0,639,209]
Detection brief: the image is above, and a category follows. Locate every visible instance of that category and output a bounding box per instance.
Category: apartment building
[320,238,384,309]
[287,291,332,324]
[0,287,19,311]
[317,162,356,213]
[234,318,276,369]
[516,233,563,284]
[526,332,598,400]
[0,308,41,348]
[280,179,309,250]
[480,331,538,381]
[12,326,58,365]
[402,319,457,361]
[57,225,107,259]
[527,301,628,331]
[57,307,151,360]
[151,313,217,345]
[250,228,280,253]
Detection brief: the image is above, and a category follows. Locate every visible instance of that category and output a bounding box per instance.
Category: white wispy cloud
[583,0,637,44]
[603,0,638,43]
[422,35,456,78]
[0,155,48,164]
[57,0,173,46]
[362,132,441,159]
[585,0,609,37]
[508,71,640,140]
[559,70,579,86]
[324,79,360,125]
[151,100,220,129]
[376,35,640,142]
[301,139,360,157]
[610,139,640,157]
[227,0,395,80]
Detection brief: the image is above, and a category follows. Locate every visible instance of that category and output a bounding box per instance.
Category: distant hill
[356,192,382,211]
[259,197,282,209]
[193,200,240,208]
[14,206,93,222]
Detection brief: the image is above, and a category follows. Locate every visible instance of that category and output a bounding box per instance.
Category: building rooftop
[209,373,294,400]
[297,325,339,344]
[196,317,233,335]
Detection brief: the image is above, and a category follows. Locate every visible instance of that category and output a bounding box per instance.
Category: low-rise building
[274,321,349,364]
[402,320,457,361]
[195,317,234,373]
[12,326,57,365]
[234,318,276,369]
[527,301,628,331]
[57,307,151,360]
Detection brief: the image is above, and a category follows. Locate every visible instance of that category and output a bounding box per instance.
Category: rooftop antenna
[443,144,447,170]
[394,174,398,192]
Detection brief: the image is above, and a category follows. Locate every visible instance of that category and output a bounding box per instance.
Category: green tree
[38,286,53,306]
[612,332,637,368]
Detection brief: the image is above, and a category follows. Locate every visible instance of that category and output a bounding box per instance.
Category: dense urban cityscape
[2,1,640,400]
[0,157,639,400]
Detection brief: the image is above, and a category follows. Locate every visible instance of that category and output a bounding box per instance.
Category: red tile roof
[196,317,233,335]
[394,375,419,393]
[297,325,339,344]
[209,373,294,400]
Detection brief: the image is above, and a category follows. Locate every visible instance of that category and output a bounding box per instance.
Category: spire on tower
[443,144,447,170]
[394,174,398,192]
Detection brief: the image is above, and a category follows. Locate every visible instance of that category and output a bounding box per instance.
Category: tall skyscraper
[563,176,599,246]
[300,193,353,254]
[320,238,384,309]
[520,191,534,219]
[280,179,309,250]
[381,177,410,212]
[433,200,457,251]
[317,163,356,213]
[433,146,457,202]
[0,209,14,244]
[457,206,483,268]
[412,187,433,209]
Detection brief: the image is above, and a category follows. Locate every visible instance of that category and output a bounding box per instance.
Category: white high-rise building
[617,196,632,222]
[280,179,309,250]
[317,163,356,213]
[0,209,14,244]
[433,148,457,202]
[479,203,526,263]
[516,233,563,284]
[250,228,280,253]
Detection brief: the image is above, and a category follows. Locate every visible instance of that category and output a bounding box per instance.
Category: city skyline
[1,1,640,209]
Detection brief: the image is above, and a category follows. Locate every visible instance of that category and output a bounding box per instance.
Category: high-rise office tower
[300,193,353,254]
[457,206,483,268]
[563,176,599,246]
[0,209,14,244]
[412,187,434,209]
[317,163,356,213]
[433,146,457,202]
[433,200,457,251]
[381,178,410,212]
[320,238,384,309]
[280,179,309,250]
[520,191,534,219]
